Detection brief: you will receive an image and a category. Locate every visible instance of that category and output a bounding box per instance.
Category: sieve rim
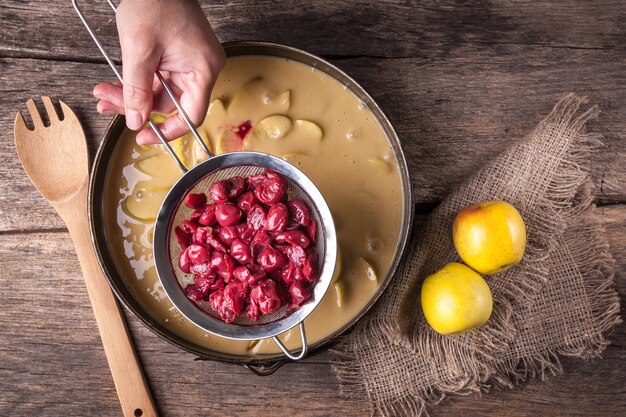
[153,151,337,341]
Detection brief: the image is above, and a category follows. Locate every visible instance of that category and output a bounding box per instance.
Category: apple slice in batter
[123,184,169,221]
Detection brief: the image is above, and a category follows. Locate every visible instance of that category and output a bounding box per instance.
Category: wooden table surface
[1,1,624,416]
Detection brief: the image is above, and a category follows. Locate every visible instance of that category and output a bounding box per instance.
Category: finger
[175,71,213,129]
[136,123,168,145]
[97,100,124,115]
[135,111,197,145]
[118,36,160,130]
[93,82,124,109]
[148,71,212,143]
[135,113,183,145]
[95,80,177,116]
[136,72,211,145]
[151,72,166,91]
[151,85,180,114]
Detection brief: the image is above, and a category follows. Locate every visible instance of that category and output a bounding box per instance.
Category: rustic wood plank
[0,229,370,417]
[0,206,624,416]
[1,0,625,61]
[1,1,624,416]
[1,48,625,231]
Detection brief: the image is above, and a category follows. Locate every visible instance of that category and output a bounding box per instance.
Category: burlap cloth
[331,94,622,416]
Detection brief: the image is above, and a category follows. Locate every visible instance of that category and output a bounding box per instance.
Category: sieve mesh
[168,164,326,326]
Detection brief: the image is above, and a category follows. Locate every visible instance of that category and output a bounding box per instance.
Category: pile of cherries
[175,170,319,324]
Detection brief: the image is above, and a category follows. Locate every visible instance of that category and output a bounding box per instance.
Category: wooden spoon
[14,97,158,417]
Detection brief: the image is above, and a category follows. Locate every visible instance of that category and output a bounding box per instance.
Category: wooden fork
[14,97,158,417]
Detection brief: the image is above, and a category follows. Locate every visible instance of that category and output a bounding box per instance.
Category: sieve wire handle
[272,322,308,361]
[72,0,214,173]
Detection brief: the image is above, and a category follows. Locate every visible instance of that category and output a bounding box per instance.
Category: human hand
[93,0,225,144]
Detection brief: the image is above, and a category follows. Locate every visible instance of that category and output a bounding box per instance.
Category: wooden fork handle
[58,182,158,417]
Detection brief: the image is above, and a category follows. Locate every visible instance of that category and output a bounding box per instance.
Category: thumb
[120,41,159,130]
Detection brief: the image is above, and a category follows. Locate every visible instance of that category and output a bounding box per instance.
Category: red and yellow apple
[452,200,526,275]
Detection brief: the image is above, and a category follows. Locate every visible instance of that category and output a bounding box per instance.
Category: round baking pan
[89,41,413,374]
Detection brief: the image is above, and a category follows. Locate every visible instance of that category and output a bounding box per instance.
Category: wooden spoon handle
[60,184,158,417]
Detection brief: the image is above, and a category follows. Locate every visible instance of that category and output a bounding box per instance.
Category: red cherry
[193,226,210,244]
[286,244,307,267]
[215,226,238,247]
[304,219,317,243]
[194,273,215,293]
[236,190,258,213]
[179,219,199,234]
[215,203,242,227]
[230,238,252,264]
[198,204,217,226]
[210,252,235,281]
[209,180,229,203]
[223,280,247,316]
[223,254,236,279]
[175,226,192,250]
[209,288,235,323]
[250,230,273,258]
[185,193,207,210]
[190,263,213,280]
[247,204,266,231]
[233,265,266,285]
[280,262,297,286]
[247,300,260,321]
[250,279,285,315]
[210,276,224,292]
[287,199,311,226]
[248,264,267,282]
[178,246,193,273]
[266,203,288,232]
[227,176,246,198]
[234,222,254,243]
[274,231,310,248]
[206,233,228,253]
[247,173,265,189]
[257,246,288,272]
[253,172,287,204]
[290,281,312,306]
[187,244,211,264]
[302,252,318,282]
[184,283,208,302]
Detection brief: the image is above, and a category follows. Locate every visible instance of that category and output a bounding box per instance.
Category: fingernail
[97,104,114,115]
[126,109,143,130]
[136,130,153,146]
[135,135,148,145]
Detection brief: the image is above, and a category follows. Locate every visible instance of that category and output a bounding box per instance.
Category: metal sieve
[155,154,336,360]
[74,0,337,360]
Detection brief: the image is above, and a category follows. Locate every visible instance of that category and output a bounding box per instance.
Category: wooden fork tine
[41,96,59,122]
[25,99,45,129]
[13,110,29,133]
[59,100,76,122]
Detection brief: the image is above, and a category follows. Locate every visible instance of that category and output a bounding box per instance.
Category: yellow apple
[421,262,493,335]
[453,200,526,275]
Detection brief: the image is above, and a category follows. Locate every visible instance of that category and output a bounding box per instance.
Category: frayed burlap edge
[486,214,622,390]
[330,94,622,417]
